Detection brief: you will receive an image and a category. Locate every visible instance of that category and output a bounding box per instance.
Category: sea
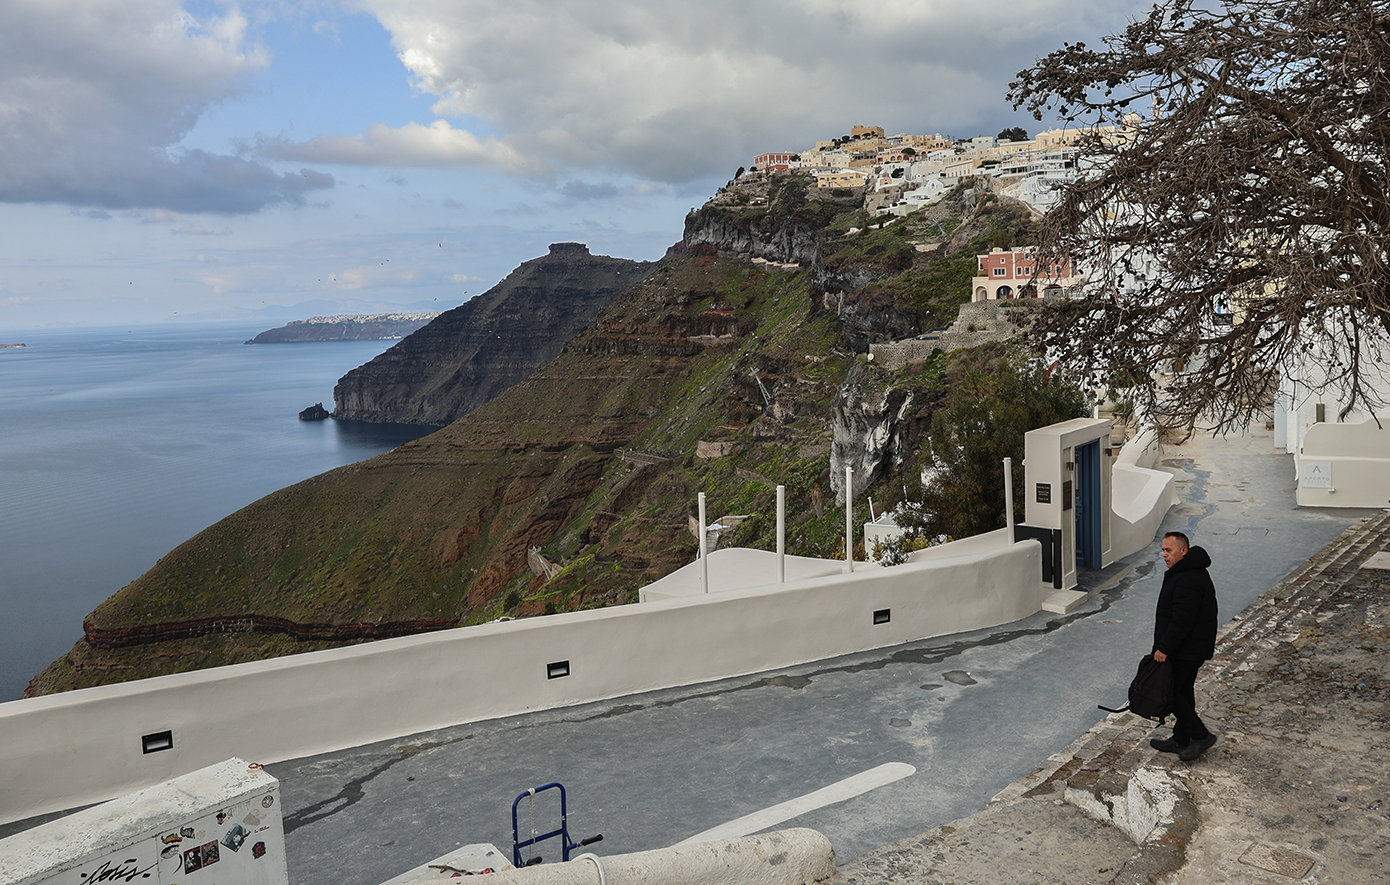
[0,323,440,702]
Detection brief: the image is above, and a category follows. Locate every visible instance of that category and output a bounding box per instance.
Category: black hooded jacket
[1153,545,1218,661]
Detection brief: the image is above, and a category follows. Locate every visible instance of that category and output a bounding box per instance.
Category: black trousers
[1169,657,1213,744]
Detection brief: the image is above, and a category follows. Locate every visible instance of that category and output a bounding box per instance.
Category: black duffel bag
[1098,654,1173,723]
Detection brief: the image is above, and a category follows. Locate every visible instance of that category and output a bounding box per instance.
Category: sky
[0,0,1155,330]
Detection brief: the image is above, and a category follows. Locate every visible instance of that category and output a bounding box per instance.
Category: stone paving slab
[834,790,1133,885]
[837,509,1390,885]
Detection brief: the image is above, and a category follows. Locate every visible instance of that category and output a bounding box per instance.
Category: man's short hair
[1163,531,1190,548]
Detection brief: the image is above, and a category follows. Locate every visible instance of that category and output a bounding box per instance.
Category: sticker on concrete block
[183,840,221,874]
[222,823,249,852]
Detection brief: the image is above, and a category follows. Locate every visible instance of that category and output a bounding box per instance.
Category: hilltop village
[747,121,1133,215]
[731,122,1127,303]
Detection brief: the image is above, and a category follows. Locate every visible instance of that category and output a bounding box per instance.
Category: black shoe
[1178,734,1217,761]
[1149,737,1182,753]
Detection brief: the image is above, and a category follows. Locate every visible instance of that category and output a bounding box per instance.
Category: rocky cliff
[26,173,1047,697]
[331,243,657,425]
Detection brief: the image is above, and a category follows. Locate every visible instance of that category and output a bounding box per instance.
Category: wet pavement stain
[579,703,646,721]
[889,718,912,728]
[280,732,476,834]
[942,670,977,686]
[919,683,943,691]
[762,675,813,689]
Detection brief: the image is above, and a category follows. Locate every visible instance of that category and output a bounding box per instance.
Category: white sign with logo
[1302,460,1333,489]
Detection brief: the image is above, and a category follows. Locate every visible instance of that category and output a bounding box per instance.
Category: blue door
[1075,440,1103,568]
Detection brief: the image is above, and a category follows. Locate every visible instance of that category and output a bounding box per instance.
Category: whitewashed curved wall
[1297,419,1390,507]
[0,542,1043,826]
[1108,429,1176,562]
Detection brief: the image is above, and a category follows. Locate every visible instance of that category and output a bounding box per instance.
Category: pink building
[753,151,797,171]
[971,247,1082,301]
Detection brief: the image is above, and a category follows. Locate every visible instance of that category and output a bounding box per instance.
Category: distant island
[1,343,27,348]
[245,312,440,344]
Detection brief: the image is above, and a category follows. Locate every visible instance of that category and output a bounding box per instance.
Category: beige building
[816,169,871,189]
[900,133,951,151]
[940,158,981,179]
[1036,115,1142,150]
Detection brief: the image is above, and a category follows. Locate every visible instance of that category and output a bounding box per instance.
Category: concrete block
[1040,588,1092,613]
[1,758,286,885]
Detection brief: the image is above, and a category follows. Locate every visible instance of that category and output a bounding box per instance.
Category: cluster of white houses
[753,121,1137,216]
[746,123,1138,303]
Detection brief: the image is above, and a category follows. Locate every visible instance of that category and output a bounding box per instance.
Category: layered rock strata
[332,243,657,425]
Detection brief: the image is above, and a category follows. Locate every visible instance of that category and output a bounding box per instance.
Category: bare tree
[1009,0,1390,435]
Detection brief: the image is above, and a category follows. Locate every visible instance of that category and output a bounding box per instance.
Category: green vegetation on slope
[26,175,1069,696]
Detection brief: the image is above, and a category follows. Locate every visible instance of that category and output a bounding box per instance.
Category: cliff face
[26,173,1037,697]
[332,243,657,425]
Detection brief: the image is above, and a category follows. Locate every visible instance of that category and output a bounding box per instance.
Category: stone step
[1200,514,1384,672]
[1206,512,1390,678]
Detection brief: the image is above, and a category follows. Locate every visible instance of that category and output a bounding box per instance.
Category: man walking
[1149,531,1219,761]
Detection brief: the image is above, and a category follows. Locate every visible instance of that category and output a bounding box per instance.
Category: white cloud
[0,0,332,213]
[345,0,1145,182]
[173,224,233,236]
[267,120,550,175]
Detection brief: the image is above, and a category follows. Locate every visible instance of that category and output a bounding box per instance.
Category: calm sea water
[0,324,439,701]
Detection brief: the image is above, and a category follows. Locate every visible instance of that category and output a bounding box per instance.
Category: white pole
[1003,457,1015,546]
[776,484,786,584]
[844,466,855,572]
[698,491,708,593]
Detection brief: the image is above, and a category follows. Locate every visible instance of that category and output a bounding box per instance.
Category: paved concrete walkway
[835,506,1390,885]
[251,424,1368,885]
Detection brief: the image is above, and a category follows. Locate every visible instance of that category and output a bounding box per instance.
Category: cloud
[561,180,621,202]
[266,120,549,175]
[281,168,336,191]
[351,0,1145,182]
[172,224,233,236]
[312,19,341,42]
[0,0,333,213]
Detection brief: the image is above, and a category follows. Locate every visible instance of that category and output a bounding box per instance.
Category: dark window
[142,730,174,754]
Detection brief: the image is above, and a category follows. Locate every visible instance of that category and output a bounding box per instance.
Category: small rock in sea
[299,403,330,421]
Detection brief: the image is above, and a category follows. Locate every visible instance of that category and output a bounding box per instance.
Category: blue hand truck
[511,782,603,867]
